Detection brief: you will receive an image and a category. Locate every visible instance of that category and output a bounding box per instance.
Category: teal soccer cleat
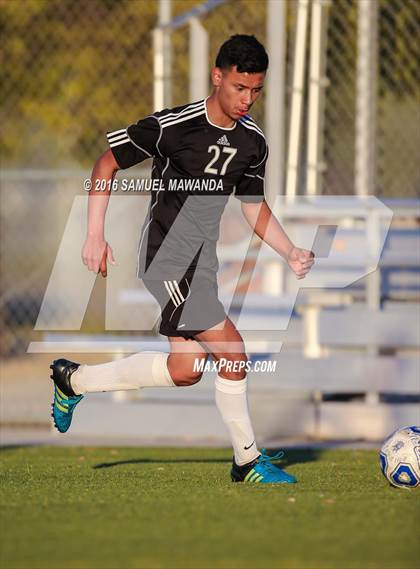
[231,449,297,484]
[50,359,83,433]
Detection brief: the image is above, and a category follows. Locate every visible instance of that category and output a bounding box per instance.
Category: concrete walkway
[1,425,380,449]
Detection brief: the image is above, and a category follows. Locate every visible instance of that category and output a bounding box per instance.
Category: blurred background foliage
[1,0,156,167]
[1,0,269,168]
[1,0,418,197]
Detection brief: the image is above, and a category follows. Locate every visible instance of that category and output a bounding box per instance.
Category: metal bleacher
[31,198,420,442]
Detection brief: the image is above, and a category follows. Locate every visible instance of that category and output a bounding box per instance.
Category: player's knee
[169,366,203,387]
[218,355,248,380]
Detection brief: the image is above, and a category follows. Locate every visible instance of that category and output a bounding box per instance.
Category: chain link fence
[377,0,419,197]
[1,0,156,168]
[1,0,419,356]
[323,0,357,195]
[2,0,418,181]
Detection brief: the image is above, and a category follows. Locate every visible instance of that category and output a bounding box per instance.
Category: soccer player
[50,35,314,484]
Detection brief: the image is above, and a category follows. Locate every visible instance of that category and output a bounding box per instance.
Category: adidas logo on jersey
[216,135,230,146]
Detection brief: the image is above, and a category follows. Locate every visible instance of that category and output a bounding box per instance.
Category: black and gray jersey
[107,98,268,280]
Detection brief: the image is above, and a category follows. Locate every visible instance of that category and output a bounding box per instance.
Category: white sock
[71,352,175,395]
[215,375,260,466]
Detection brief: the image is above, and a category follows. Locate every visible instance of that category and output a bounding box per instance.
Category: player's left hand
[287,247,315,280]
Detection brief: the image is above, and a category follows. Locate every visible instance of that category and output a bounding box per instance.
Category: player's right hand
[82,238,116,277]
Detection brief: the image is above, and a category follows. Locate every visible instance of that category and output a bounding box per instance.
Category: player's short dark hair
[215,34,269,73]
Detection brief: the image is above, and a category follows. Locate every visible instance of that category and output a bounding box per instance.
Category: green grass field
[1,446,419,569]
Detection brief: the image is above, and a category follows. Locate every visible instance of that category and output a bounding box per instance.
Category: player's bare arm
[82,148,118,276]
[241,200,314,279]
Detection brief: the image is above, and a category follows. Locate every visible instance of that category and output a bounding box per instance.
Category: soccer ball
[380,426,420,488]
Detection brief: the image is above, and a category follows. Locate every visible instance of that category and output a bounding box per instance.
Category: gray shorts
[143,273,226,340]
